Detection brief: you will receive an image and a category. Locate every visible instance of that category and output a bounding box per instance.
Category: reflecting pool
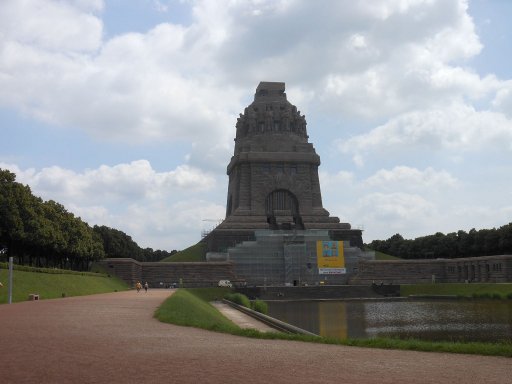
[266,299,512,342]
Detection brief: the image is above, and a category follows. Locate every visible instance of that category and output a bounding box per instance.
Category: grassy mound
[0,268,128,304]
[155,288,303,339]
[155,288,238,332]
[160,242,206,262]
[372,250,402,260]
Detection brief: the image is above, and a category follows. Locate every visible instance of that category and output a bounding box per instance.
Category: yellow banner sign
[316,241,346,274]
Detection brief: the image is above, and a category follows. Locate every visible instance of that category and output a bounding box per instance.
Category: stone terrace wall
[237,285,398,300]
[353,255,512,284]
[141,262,236,288]
[98,258,142,287]
[97,258,235,288]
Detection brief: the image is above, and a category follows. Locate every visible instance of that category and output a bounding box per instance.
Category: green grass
[0,268,128,304]
[154,288,239,332]
[363,247,401,260]
[251,299,268,314]
[333,337,512,357]
[155,287,512,357]
[373,250,402,260]
[1,262,108,276]
[401,283,512,298]
[182,287,233,302]
[160,242,206,262]
[225,292,251,308]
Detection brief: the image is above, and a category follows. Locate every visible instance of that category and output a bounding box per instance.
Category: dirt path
[1,289,509,384]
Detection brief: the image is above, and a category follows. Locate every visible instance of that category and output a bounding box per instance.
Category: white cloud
[339,102,512,163]
[67,198,226,250]
[318,164,511,242]
[492,80,512,118]
[364,166,458,191]
[0,0,103,52]
[2,0,512,250]
[0,160,220,249]
[71,0,104,12]
[4,160,216,202]
[356,192,436,223]
[0,0,241,168]
[0,0,502,144]
[319,170,355,190]
[108,199,225,250]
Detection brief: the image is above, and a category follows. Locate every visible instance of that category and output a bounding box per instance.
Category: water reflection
[267,299,512,342]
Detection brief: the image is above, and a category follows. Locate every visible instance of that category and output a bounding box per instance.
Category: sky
[1,0,512,251]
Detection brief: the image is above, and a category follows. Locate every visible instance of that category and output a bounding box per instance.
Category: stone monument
[204,81,362,252]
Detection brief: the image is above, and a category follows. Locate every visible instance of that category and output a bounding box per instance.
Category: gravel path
[1,289,509,384]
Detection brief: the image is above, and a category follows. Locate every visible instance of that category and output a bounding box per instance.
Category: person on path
[144,282,148,293]
[136,281,142,292]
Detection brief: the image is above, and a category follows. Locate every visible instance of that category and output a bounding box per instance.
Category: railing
[222,299,318,336]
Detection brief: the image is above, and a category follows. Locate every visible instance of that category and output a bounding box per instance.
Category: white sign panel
[318,268,346,275]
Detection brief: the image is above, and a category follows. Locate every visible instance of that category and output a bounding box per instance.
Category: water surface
[267,299,512,342]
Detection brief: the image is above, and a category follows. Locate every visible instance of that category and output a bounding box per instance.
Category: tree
[1,168,175,269]
[0,169,24,258]
[367,224,512,260]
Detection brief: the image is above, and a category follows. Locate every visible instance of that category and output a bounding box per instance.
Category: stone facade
[205,82,362,252]
[96,258,236,288]
[352,255,512,284]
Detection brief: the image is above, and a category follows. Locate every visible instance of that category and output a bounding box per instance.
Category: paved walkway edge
[221,299,318,336]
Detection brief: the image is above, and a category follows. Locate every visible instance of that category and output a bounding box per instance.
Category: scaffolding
[227,230,372,286]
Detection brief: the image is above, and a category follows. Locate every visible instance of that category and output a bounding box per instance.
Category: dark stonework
[205,82,362,252]
[351,255,512,284]
[95,258,236,288]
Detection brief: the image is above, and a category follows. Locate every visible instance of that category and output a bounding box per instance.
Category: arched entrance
[265,189,304,230]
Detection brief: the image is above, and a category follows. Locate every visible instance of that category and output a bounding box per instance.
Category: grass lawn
[160,242,206,262]
[0,268,128,304]
[371,249,402,260]
[155,288,238,332]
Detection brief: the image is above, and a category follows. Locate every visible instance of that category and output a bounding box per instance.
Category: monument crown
[255,81,286,100]
[234,81,308,152]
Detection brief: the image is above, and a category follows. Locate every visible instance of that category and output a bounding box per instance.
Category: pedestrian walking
[144,282,148,292]
[136,281,142,292]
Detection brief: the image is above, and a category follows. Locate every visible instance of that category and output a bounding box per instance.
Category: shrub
[251,300,268,314]
[507,293,512,300]
[0,262,105,277]
[491,293,502,300]
[225,292,251,308]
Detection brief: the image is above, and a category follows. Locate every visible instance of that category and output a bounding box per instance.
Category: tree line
[93,225,177,262]
[0,169,176,270]
[367,224,512,259]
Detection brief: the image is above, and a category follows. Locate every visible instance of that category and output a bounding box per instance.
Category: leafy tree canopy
[0,169,174,269]
[367,223,512,259]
